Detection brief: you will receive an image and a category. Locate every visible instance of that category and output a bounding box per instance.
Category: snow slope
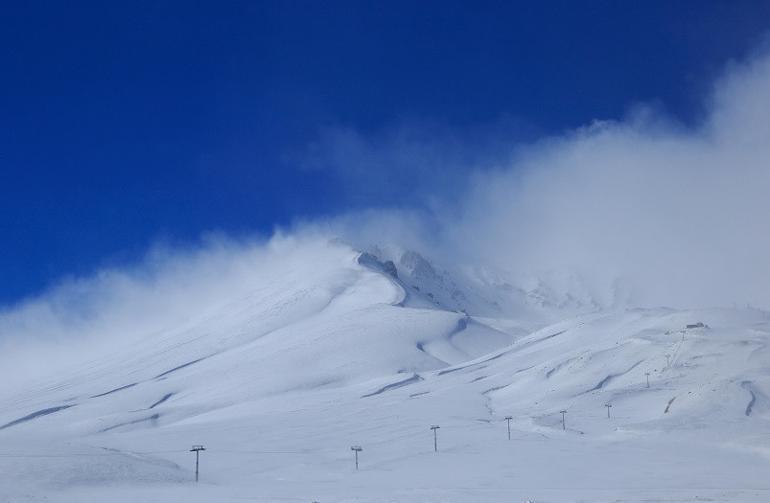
[1,240,769,502]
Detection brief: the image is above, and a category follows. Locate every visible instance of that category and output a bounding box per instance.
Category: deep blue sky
[2,1,769,304]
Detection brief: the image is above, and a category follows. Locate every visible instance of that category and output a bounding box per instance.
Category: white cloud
[0,233,329,385]
[3,46,770,382]
[442,49,770,308]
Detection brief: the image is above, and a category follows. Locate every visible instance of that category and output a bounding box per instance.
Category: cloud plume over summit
[3,45,770,369]
[442,49,770,309]
[317,48,770,310]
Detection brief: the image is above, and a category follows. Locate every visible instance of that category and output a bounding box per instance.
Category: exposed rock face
[357,245,609,319]
[382,260,398,279]
[357,252,398,279]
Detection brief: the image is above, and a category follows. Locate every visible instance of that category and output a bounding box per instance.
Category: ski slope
[1,240,769,502]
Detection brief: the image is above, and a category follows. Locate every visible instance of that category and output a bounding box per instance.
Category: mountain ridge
[0,238,768,502]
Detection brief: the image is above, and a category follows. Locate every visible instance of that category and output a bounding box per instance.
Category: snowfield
[1,240,770,502]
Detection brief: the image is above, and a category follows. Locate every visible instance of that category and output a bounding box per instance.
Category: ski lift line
[0,426,484,458]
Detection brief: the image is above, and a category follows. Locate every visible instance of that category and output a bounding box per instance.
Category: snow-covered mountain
[1,239,769,502]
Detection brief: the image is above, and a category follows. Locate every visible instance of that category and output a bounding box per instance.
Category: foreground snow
[1,241,769,502]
